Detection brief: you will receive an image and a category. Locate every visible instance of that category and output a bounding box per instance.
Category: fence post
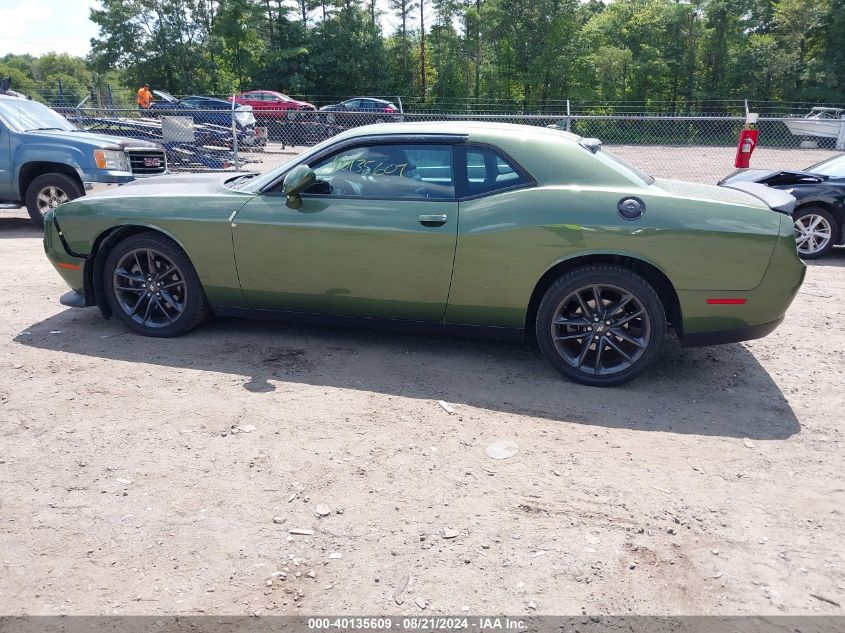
[231,95,240,170]
[566,99,571,132]
[57,80,64,106]
[837,116,845,151]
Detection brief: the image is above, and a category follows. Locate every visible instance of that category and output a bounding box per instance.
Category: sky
[0,0,405,59]
[0,0,101,57]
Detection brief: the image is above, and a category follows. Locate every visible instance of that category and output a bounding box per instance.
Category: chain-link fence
[56,105,845,184]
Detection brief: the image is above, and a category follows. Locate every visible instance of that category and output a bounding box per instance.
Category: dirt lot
[1,181,845,615]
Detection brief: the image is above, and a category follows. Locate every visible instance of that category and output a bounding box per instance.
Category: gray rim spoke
[606,294,633,319]
[592,285,604,318]
[155,264,175,280]
[613,309,644,327]
[553,316,590,326]
[575,338,592,368]
[129,293,146,316]
[554,332,586,342]
[142,295,155,324]
[605,336,634,363]
[116,268,144,282]
[575,292,593,320]
[593,338,605,374]
[159,288,183,310]
[611,327,647,349]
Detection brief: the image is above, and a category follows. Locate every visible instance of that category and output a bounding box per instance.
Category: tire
[25,173,84,228]
[102,233,209,337]
[793,206,837,259]
[536,265,667,387]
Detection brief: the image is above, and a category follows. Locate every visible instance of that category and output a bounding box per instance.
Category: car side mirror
[282,164,316,209]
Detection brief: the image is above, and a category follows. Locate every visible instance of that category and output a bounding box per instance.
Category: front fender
[15,143,89,182]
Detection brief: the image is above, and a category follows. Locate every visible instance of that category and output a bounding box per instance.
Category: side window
[344,100,361,109]
[306,144,454,200]
[463,146,530,196]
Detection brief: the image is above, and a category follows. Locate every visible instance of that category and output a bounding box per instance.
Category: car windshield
[806,154,845,177]
[226,134,342,192]
[0,98,77,133]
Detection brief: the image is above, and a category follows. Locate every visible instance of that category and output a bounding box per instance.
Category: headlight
[93,149,130,171]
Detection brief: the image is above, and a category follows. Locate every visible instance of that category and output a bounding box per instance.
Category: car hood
[26,129,159,150]
[90,172,251,198]
[720,169,828,186]
[318,104,339,111]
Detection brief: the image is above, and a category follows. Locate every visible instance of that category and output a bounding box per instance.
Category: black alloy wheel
[536,265,666,386]
[104,233,209,337]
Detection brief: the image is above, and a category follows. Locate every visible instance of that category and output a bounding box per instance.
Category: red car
[229,91,316,119]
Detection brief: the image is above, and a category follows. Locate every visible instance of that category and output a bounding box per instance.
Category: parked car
[230,91,316,121]
[318,97,402,126]
[0,94,166,227]
[80,116,248,171]
[43,122,804,386]
[720,154,845,259]
[147,91,262,143]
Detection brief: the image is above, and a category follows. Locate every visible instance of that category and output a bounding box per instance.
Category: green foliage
[4,0,844,108]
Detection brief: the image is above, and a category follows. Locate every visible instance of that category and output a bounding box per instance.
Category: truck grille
[128,149,167,176]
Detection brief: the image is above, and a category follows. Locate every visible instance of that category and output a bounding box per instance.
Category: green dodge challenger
[44,122,805,386]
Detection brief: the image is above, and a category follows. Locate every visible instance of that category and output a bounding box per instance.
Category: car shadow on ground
[804,245,845,267]
[0,215,40,238]
[14,307,799,440]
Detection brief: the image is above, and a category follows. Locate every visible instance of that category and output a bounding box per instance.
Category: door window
[462,146,531,196]
[307,144,454,200]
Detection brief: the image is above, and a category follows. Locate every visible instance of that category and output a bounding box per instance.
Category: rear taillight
[384,107,396,113]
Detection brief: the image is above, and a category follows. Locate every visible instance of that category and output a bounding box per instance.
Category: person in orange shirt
[136,83,152,109]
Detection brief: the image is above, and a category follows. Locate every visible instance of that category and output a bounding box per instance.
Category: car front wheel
[103,233,209,337]
[536,265,667,387]
[793,207,837,259]
[25,173,84,228]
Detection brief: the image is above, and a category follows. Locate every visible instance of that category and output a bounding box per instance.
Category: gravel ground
[1,157,844,616]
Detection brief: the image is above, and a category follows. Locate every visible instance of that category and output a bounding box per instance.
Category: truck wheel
[25,173,84,228]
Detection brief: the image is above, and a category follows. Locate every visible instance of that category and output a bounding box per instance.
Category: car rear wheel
[793,207,837,259]
[25,173,84,228]
[103,233,209,337]
[536,265,666,387]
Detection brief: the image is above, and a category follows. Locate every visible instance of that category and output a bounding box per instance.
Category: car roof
[331,120,579,143]
[185,95,229,103]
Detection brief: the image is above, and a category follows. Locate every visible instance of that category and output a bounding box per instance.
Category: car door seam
[228,196,258,307]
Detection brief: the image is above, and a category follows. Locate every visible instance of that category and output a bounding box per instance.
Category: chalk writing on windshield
[329,155,409,178]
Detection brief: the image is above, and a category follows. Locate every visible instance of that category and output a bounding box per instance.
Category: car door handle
[418,214,448,226]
